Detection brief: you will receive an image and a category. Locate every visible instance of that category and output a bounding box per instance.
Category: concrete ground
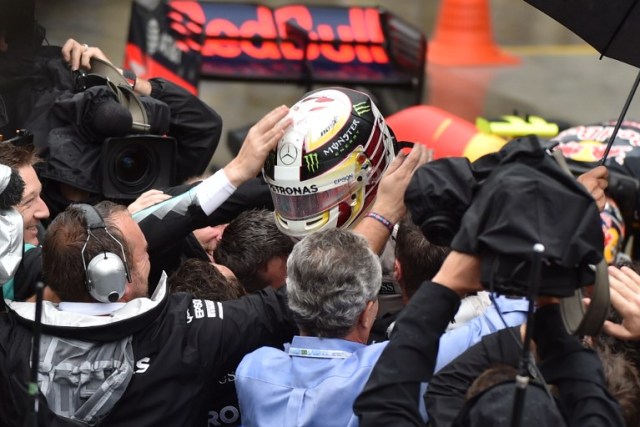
[34,0,640,167]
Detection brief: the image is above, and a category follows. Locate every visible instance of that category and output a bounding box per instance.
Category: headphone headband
[76,203,106,230]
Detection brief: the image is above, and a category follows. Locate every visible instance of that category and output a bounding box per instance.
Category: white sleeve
[195,169,237,215]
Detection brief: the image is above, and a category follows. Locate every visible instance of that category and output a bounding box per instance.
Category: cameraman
[425,303,637,426]
[353,251,625,426]
[36,38,222,220]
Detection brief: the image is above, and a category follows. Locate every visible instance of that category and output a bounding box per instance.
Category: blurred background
[34,0,640,169]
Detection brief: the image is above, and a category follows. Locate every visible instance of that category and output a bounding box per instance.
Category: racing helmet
[551,120,640,164]
[601,197,626,265]
[263,87,396,238]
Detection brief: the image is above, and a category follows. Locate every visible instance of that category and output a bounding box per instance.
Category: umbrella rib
[602,0,640,56]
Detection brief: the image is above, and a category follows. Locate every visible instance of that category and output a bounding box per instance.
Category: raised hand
[371,144,431,224]
[127,189,172,214]
[603,265,640,340]
[223,105,291,187]
[353,145,430,254]
[61,38,111,71]
[577,165,609,211]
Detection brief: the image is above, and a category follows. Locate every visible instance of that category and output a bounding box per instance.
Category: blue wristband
[366,212,394,234]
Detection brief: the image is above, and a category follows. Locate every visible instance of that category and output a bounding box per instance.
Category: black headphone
[76,204,131,303]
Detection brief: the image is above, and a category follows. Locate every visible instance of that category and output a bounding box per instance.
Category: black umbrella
[524,0,640,164]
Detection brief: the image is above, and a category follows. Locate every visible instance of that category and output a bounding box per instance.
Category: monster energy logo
[304,153,319,172]
[353,102,371,116]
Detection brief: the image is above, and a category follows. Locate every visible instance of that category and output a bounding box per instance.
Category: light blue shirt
[237,336,386,427]
[434,294,529,370]
[236,295,528,427]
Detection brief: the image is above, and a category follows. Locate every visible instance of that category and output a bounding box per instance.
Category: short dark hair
[43,201,130,302]
[168,258,246,301]
[394,214,450,299]
[595,343,640,427]
[0,141,39,169]
[466,364,517,400]
[214,209,294,293]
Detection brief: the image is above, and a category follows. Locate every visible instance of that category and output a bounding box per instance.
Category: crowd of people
[1,15,640,427]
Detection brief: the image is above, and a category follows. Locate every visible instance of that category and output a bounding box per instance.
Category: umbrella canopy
[524,0,640,163]
[524,0,640,68]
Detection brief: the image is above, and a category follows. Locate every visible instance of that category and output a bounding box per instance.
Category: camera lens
[116,150,148,184]
[102,136,176,200]
[113,147,155,190]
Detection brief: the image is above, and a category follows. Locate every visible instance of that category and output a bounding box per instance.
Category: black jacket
[0,281,296,426]
[426,305,625,427]
[8,176,273,300]
[134,175,274,292]
[353,281,625,427]
[353,281,461,426]
[425,327,523,426]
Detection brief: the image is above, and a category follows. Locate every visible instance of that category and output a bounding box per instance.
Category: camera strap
[559,260,610,336]
[82,57,150,134]
[552,150,610,336]
[113,84,150,133]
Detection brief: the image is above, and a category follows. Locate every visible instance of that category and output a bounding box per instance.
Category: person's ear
[359,300,378,330]
[393,258,402,282]
[259,255,288,289]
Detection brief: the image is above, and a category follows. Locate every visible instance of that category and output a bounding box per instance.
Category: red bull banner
[125,1,205,94]
[125,1,425,100]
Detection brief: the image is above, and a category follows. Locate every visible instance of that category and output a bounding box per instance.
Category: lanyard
[288,347,353,359]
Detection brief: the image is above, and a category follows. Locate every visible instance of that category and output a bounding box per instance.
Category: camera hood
[451,136,604,297]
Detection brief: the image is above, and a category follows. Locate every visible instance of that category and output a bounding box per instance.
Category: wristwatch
[122,69,137,90]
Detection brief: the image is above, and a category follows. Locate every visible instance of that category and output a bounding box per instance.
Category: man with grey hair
[235,227,385,427]
[235,226,529,426]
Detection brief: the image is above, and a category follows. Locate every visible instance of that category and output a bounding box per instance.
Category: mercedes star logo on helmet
[279,143,298,165]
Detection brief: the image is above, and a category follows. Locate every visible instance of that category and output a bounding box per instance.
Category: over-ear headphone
[76,204,131,303]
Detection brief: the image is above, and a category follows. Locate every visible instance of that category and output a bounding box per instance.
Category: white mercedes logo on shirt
[279,143,298,165]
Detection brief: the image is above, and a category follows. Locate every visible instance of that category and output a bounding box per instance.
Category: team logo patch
[304,153,319,172]
[279,143,298,165]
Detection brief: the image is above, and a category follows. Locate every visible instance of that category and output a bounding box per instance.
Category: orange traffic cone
[427,64,497,123]
[428,0,519,66]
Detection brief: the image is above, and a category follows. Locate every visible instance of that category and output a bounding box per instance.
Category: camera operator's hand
[61,38,152,96]
[62,38,110,72]
[224,105,291,188]
[128,189,172,215]
[601,265,640,340]
[577,165,608,211]
[432,250,484,298]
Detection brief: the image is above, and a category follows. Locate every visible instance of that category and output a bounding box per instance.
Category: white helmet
[263,87,396,238]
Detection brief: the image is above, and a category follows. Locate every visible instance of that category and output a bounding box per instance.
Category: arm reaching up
[223,105,291,187]
[353,145,430,254]
[577,165,608,211]
[602,265,640,340]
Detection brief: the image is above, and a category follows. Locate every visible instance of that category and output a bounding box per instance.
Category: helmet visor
[271,181,359,220]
